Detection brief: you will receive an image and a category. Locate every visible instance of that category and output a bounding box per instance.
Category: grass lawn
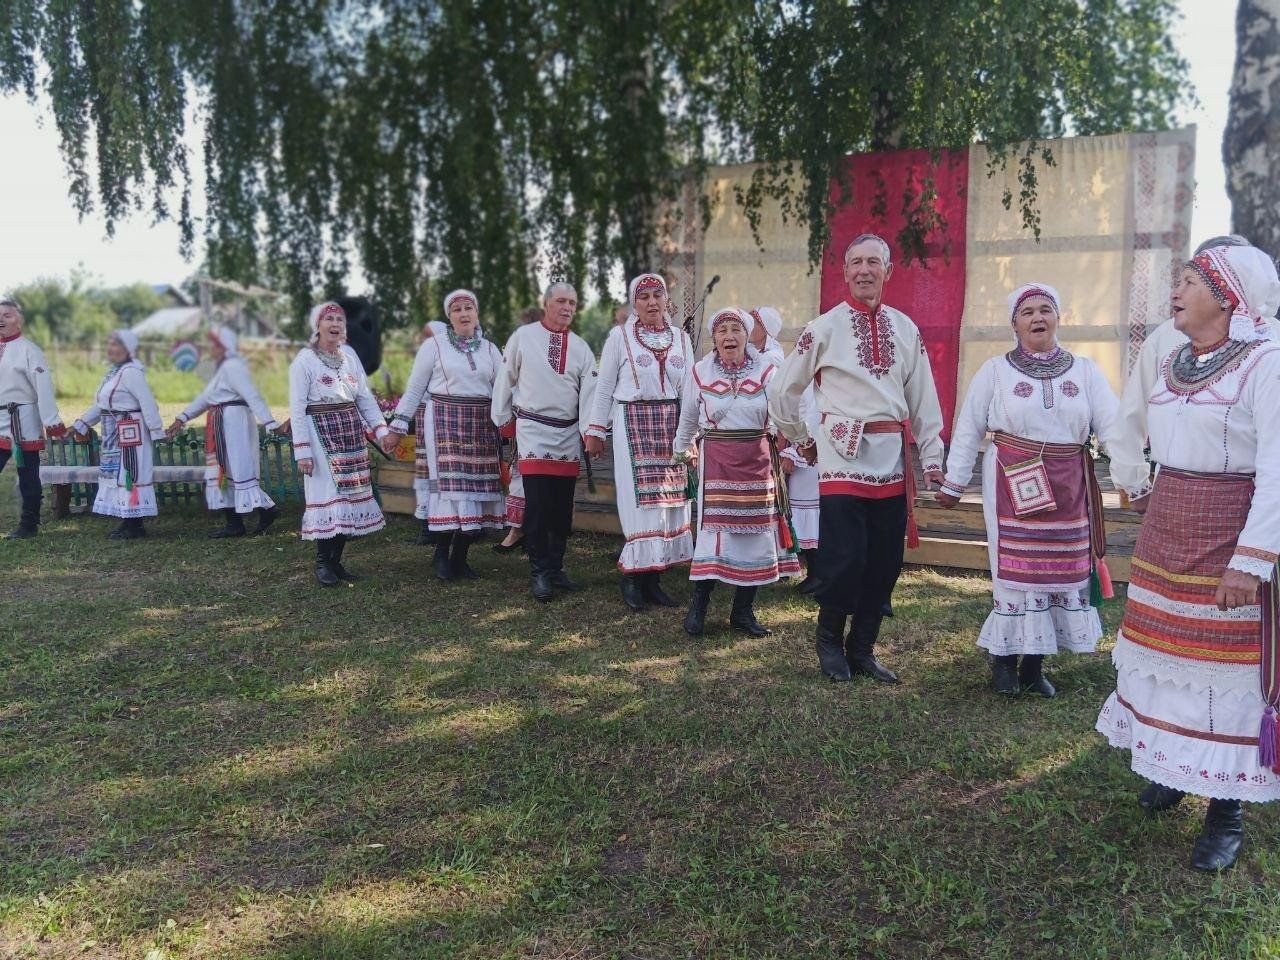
[2,476,1280,959]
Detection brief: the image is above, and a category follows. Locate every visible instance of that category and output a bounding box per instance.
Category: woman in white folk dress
[167,326,283,537]
[674,307,801,637]
[289,301,393,586]
[70,329,166,540]
[389,289,505,581]
[1095,244,1280,871]
[937,283,1121,698]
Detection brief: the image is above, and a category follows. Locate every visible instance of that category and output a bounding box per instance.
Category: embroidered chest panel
[851,310,896,379]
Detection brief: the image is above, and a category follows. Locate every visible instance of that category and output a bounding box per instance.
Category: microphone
[706,274,720,295]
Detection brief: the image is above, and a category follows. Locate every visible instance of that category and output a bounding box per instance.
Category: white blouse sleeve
[127,366,166,439]
[672,366,702,454]
[767,321,821,445]
[585,326,622,439]
[1085,359,1122,458]
[392,341,438,430]
[941,359,995,498]
[288,354,312,462]
[491,331,518,429]
[348,350,389,439]
[575,342,598,436]
[1230,350,1280,581]
[179,372,218,423]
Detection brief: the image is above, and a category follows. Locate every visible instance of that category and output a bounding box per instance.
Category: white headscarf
[1007,283,1062,326]
[1188,245,1280,343]
[750,306,784,340]
[209,325,239,358]
[706,307,756,343]
[111,328,140,360]
[308,301,346,342]
[443,288,478,317]
[628,273,668,306]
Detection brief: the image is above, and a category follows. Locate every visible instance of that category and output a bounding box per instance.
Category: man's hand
[584,435,605,460]
[1216,569,1262,611]
[165,419,184,439]
[379,433,398,455]
[922,468,945,491]
[799,442,817,466]
[780,457,795,476]
[1128,493,1150,515]
[298,458,314,476]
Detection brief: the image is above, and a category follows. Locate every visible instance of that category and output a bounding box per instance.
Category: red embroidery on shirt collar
[0,331,20,343]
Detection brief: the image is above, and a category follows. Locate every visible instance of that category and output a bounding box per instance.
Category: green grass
[2,480,1280,958]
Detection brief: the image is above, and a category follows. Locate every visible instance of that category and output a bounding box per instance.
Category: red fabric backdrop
[820,148,969,440]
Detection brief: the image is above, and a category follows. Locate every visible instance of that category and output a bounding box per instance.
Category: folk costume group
[5,229,1280,872]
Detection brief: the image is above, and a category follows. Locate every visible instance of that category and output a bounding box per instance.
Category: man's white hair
[543,280,577,302]
[843,233,892,267]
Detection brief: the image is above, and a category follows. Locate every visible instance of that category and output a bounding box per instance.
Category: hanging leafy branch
[0,1,1186,338]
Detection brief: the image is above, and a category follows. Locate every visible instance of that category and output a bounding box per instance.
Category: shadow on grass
[3,496,1279,958]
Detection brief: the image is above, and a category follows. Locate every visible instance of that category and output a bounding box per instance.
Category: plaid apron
[310,404,373,499]
[623,399,688,507]
[430,393,502,496]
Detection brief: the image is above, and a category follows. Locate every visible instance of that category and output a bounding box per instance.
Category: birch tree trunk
[1225,0,1280,260]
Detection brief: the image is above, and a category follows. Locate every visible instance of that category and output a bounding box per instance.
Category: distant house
[150,283,193,307]
[132,305,202,338]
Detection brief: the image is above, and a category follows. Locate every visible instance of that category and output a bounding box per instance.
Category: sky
[0,1,1239,293]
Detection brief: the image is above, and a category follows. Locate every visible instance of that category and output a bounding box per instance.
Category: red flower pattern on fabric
[796,330,815,355]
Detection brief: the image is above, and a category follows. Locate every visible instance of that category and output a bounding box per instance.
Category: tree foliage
[8,272,167,347]
[0,1,1186,340]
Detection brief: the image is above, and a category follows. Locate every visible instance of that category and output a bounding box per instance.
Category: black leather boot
[314,539,339,587]
[450,532,479,579]
[845,599,898,683]
[730,585,770,637]
[550,569,582,591]
[109,518,145,540]
[1138,781,1186,814]
[683,581,715,636]
[209,508,247,538]
[620,574,647,611]
[7,520,38,540]
[1191,798,1244,871]
[816,606,852,682]
[253,505,279,535]
[1018,654,1056,698]
[991,654,1020,696]
[641,571,679,607]
[432,532,454,581]
[330,535,357,581]
[412,519,433,545]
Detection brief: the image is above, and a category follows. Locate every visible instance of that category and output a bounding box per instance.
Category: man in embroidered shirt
[492,281,598,601]
[768,234,945,683]
[0,298,65,538]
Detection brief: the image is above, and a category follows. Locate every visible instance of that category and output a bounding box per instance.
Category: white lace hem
[1111,632,1260,696]
[976,599,1101,656]
[1096,691,1280,802]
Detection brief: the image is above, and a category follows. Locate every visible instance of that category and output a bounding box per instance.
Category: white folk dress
[942,352,1121,655]
[288,345,389,540]
[176,354,279,513]
[0,333,61,456]
[674,349,801,586]
[391,330,505,531]
[1096,340,1280,801]
[780,385,820,550]
[73,361,166,518]
[586,318,695,573]
[491,321,597,478]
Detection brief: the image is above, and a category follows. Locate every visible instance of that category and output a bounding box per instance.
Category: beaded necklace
[447,327,484,371]
[1006,346,1074,410]
[713,351,755,398]
[1166,339,1258,395]
[313,345,345,371]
